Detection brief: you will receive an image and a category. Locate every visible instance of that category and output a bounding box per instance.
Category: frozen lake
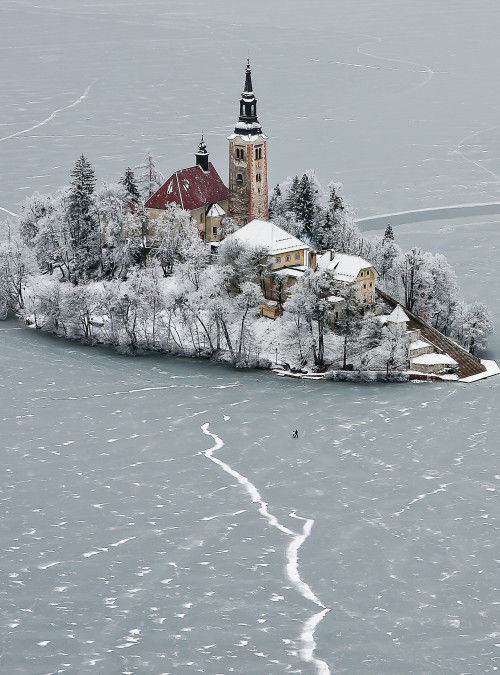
[1,1,500,673]
[1,311,499,675]
[3,1,500,218]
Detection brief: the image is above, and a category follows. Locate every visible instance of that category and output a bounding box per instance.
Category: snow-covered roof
[409,340,431,350]
[386,305,409,324]
[316,252,375,283]
[145,163,228,212]
[207,203,226,217]
[227,131,269,142]
[411,353,458,366]
[273,267,305,279]
[228,219,309,255]
[327,295,345,304]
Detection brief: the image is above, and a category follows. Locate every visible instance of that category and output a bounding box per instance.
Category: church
[145,59,269,240]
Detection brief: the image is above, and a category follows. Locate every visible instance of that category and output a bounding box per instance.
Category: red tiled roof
[145,163,228,212]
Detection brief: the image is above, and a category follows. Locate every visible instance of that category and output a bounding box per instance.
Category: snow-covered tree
[149,204,196,276]
[18,192,55,247]
[119,167,142,207]
[282,269,335,367]
[236,281,265,355]
[335,285,363,370]
[455,301,494,354]
[217,237,270,289]
[135,151,164,201]
[67,154,100,279]
[383,224,395,241]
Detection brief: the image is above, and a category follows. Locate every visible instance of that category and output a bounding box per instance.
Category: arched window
[236,173,243,182]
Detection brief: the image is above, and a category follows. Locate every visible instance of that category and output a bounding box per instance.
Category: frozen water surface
[2,1,500,673]
[0,312,498,674]
[2,1,500,217]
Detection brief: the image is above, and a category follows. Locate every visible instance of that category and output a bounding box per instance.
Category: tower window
[236,173,243,182]
[236,147,245,160]
[213,226,217,235]
[256,173,261,182]
[255,146,262,160]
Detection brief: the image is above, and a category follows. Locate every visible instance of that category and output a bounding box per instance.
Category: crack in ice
[0,77,102,143]
[393,483,451,517]
[201,422,330,674]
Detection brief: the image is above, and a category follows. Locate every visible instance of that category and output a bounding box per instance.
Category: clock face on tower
[227,61,269,227]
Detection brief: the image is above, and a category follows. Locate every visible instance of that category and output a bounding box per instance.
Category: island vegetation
[0,154,493,379]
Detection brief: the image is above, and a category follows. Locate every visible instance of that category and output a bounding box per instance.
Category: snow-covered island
[0,62,496,383]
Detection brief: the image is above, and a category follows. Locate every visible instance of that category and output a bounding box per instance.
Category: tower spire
[195,133,209,172]
[234,59,262,137]
[228,61,269,226]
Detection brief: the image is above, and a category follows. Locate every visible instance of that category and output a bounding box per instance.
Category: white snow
[409,340,430,350]
[227,219,309,255]
[411,353,458,366]
[386,305,410,324]
[459,359,500,382]
[316,251,375,282]
[206,203,225,217]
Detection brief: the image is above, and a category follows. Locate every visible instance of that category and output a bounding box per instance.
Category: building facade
[227,60,269,227]
[145,137,228,243]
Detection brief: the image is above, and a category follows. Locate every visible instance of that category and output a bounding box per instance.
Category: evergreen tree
[315,182,346,251]
[383,224,394,241]
[295,174,316,239]
[268,184,282,219]
[67,154,99,279]
[287,176,301,215]
[120,167,141,207]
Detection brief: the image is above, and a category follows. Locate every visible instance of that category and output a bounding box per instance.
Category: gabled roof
[207,203,226,217]
[386,304,409,324]
[228,219,309,255]
[316,252,375,283]
[145,163,228,212]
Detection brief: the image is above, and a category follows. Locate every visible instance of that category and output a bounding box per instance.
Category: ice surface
[2,1,500,673]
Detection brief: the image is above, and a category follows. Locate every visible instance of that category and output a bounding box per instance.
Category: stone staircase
[377,289,486,379]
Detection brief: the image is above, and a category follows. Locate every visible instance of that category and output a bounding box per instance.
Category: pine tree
[268,184,282,219]
[120,167,141,207]
[67,154,99,279]
[287,176,301,215]
[295,174,316,240]
[383,223,394,241]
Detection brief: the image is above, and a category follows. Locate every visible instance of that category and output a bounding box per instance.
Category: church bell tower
[228,60,268,226]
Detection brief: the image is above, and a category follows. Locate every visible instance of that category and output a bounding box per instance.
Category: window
[236,147,245,160]
[200,212,204,222]
[360,271,364,277]
[256,173,261,182]
[255,146,262,160]
[363,283,367,289]
[369,282,373,288]
[295,253,300,260]
[275,256,281,264]
[236,173,243,182]
[213,226,217,235]
[285,255,291,262]
[335,311,339,319]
